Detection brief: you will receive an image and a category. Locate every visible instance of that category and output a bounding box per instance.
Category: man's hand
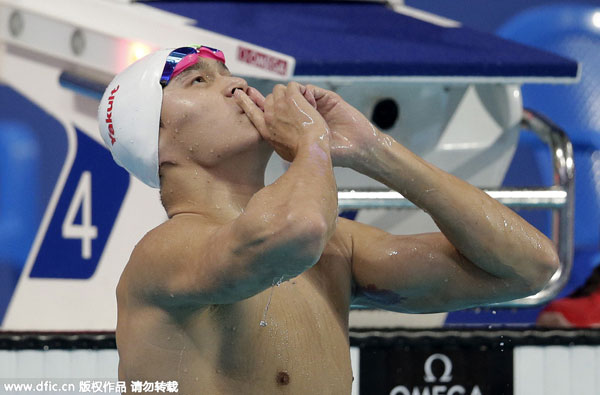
[263,82,330,161]
[304,85,393,169]
[236,83,329,161]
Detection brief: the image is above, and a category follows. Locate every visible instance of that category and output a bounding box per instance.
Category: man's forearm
[358,134,558,286]
[246,134,337,249]
[231,83,338,285]
[277,136,338,237]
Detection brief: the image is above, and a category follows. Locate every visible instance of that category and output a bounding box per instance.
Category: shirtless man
[99,46,559,394]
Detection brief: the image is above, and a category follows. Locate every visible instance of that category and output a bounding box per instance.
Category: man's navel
[276,371,290,386]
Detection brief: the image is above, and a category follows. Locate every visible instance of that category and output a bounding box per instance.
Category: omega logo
[424,353,453,383]
[389,353,483,395]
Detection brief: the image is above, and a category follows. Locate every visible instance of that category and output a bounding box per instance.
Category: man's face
[159,58,266,167]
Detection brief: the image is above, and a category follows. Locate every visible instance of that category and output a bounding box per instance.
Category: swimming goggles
[160,46,226,87]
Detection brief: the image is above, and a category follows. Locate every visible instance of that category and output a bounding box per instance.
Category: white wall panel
[70,350,98,378]
[544,346,571,395]
[44,351,71,378]
[0,351,17,378]
[570,346,596,395]
[95,350,119,378]
[596,347,600,395]
[0,350,118,380]
[515,346,545,395]
[15,350,44,378]
[515,346,600,395]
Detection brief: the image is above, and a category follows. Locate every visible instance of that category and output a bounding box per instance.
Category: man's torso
[116,224,355,394]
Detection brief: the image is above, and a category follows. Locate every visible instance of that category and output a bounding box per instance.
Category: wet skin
[116,222,355,394]
[117,59,352,394]
[115,57,559,394]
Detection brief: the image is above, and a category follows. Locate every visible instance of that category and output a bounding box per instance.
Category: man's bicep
[347,220,438,312]
[347,219,513,313]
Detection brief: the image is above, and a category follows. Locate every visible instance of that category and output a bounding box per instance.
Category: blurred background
[406,0,600,327]
[1,2,600,394]
[0,0,599,330]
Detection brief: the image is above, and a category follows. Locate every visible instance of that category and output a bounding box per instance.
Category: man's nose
[224,77,249,97]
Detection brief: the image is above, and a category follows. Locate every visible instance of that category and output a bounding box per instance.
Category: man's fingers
[234,90,266,132]
[306,84,328,101]
[284,81,318,111]
[285,82,309,102]
[286,81,302,94]
[247,87,266,111]
[307,84,342,103]
[303,86,317,109]
[306,84,340,113]
[264,93,274,113]
[273,84,286,101]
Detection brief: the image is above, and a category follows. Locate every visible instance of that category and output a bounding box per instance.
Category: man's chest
[197,271,352,388]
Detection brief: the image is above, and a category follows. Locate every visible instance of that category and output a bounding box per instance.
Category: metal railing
[341,108,574,307]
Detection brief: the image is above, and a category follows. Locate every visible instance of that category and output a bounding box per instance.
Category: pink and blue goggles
[160,46,226,87]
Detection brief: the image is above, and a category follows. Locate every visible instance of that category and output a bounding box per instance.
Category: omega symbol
[389,352,483,395]
[424,353,453,383]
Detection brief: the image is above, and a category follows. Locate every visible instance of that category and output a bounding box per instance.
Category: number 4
[62,171,98,259]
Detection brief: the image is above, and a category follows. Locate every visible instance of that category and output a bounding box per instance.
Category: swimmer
[99,46,559,394]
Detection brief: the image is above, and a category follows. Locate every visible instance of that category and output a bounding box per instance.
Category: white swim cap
[98,48,170,188]
[99,46,227,188]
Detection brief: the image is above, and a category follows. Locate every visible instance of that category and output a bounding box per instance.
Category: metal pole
[338,188,567,210]
[508,109,575,306]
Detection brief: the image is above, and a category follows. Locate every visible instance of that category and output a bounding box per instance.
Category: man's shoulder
[127,216,217,270]
[118,216,220,301]
[129,219,175,262]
